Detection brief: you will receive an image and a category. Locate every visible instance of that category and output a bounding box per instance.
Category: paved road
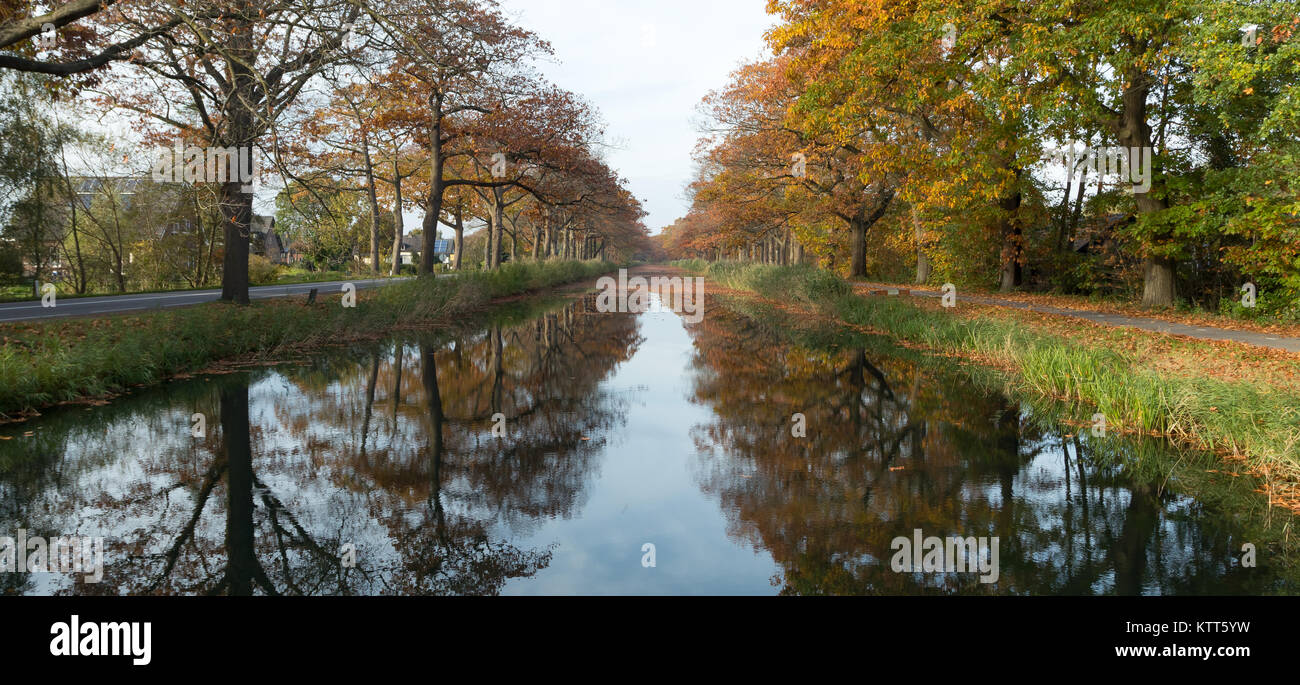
[0,279,403,323]
[888,286,1300,353]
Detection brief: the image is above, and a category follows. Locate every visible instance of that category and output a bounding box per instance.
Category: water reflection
[1,288,1294,596]
[0,296,639,595]
[686,304,1290,595]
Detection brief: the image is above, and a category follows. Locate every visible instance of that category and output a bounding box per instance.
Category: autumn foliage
[664,0,1300,315]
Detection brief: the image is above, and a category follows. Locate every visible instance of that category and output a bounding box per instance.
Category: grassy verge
[0,271,397,303]
[674,259,1300,511]
[0,259,615,418]
[846,276,1300,338]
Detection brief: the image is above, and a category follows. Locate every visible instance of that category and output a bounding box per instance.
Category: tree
[690,56,901,277]
[97,0,363,303]
[0,0,185,77]
[0,71,79,294]
[372,0,549,275]
[274,181,370,270]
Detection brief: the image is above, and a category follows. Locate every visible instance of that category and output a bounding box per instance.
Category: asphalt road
[0,278,403,323]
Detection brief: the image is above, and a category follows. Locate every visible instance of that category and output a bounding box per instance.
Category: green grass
[674,259,1300,496]
[0,271,398,303]
[0,259,615,417]
[256,268,355,286]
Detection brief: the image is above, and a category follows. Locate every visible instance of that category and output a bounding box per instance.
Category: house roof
[249,215,275,234]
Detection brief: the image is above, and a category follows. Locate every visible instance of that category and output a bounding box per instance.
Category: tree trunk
[219,179,252,304]
[1142,257,1176,307]
[1114,69,1173,307]
[913,207,931,284]
[1064,161,1090,252]
[488,186,504,269]
[849,189,894,279]
[998,166,1024,293]
[218,26,257,304]
[419,96,445,276]
[389,167,405,275]
[451,204,464,271]
[362,134,381,274]
[849,218,867,279]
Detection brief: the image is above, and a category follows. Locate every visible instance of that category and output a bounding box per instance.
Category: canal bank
[673,259,1300,515]
[0,260,618,422]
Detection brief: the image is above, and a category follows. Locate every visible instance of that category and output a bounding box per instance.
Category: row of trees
[0,0,650,302]
[660,0,1299,313]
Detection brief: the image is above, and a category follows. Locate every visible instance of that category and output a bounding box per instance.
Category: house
[1072,213,1133,255]
[73,176,145,210]
[365,235,453,268]
[18,176,178,279]
[70,177,288,264]
[398,235,422,266]
[282,240,307,265]
[249,215,289,264]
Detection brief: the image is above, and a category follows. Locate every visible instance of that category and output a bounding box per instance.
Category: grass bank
[674,259,1300,512]
[0,270,397,303]
[0,260,615,419]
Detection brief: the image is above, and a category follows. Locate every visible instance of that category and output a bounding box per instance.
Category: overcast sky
[509,0,775,233]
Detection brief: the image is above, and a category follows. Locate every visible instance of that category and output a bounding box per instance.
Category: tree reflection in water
[685,305,1290,595]
[0,296,639,595]
[2,293,1293,596]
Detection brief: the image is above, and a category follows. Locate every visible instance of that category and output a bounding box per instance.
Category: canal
[1,280,1293,595]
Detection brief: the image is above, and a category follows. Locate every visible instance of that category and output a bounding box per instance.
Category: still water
[1,285,1294,595]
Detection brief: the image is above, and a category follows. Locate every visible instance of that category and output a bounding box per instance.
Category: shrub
[0,243,23,286]
[248,255,281,285]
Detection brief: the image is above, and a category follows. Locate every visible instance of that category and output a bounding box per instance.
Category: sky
[508,0,775,233]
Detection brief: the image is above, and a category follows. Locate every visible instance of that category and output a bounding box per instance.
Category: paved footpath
[880,286,1300,354]
[0,278,404,324]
